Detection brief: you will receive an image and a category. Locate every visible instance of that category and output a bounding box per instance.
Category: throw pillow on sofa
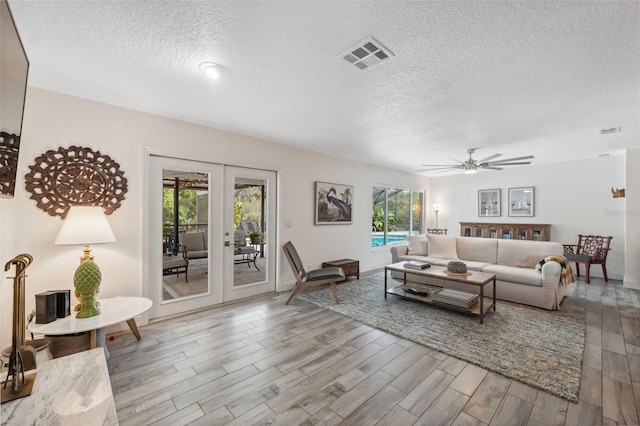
[426,234,459,259]
[406,235,428,255]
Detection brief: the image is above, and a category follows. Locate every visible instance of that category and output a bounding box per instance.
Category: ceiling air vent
[600,127,622,135]
[342,37,394,71]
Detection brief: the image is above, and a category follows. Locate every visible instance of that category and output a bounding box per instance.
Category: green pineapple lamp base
[74,259,102,318]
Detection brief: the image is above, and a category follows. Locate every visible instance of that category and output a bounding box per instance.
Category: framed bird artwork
[315,181,353,225]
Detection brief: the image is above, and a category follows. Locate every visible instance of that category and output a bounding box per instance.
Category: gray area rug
[297,273,585,402]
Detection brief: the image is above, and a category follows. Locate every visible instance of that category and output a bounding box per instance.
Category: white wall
[430,155,627,280]
[0,87,429,350]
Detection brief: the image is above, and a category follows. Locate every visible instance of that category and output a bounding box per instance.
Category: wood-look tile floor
[107,271,640,425]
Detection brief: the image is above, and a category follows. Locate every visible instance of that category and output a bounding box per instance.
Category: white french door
[147,155,276,319]
[148,156,223,318]
[223,166,276,301]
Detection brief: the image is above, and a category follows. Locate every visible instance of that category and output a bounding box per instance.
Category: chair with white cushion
[178,232,208,260]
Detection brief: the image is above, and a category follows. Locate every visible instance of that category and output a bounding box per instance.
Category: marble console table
[1,349,118,425]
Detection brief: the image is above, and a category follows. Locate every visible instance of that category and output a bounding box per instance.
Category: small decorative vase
[74,259,102,318]
[447,261,468,274]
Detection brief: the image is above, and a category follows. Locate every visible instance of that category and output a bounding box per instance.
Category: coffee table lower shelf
[385,285,494,317]
[384,263,497,324]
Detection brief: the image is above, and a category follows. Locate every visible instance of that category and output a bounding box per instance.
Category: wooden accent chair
[282,241,345,305]
[427,228,448,235]
[563,234,612,283]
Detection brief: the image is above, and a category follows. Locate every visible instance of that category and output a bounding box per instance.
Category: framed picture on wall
[478,189,501,217]
[508,187,535,216]
[315,181,353,224]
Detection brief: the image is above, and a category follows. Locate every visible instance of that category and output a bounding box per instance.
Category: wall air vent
[342,36,394,71]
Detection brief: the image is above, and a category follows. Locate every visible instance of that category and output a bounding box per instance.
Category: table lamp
[433,204,440,228]
[55,206,116,318]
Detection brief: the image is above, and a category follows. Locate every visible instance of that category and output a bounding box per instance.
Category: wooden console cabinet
[460,222,551,241]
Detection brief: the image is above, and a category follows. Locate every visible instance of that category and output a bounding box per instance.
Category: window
[372,186,424,247]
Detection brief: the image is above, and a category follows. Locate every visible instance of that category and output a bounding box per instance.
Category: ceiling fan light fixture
[419,149,534,175]
[199,62,226,80]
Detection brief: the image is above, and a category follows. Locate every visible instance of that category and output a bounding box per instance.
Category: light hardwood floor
[107,271,640,425]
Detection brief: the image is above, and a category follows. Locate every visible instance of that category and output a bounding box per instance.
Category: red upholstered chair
[427,229,448,235]
[563,234,612,283]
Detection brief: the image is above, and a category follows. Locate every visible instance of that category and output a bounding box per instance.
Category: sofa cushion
[423,257,490,272]
[179,232,206,251]
[424,256,449,267]
[461,260,493,272]
[497,240,563,268]
[457,237,498,264]
[186,249,207,259]
[406,235,428,256]
[398,254,433,263]
[482,264,543,287]
[426,234,458,259]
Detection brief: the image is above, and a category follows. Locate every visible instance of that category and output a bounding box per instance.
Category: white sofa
[390,234,569,310]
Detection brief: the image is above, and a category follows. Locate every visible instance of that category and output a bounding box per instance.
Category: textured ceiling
[8,1,640,175]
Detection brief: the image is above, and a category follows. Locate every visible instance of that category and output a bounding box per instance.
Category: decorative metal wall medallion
[25,145,127,218]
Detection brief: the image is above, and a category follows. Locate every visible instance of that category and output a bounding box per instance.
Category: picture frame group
[478,187,535,217]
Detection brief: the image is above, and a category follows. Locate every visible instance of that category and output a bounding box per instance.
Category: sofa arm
[540,260,562,287]
[390,245,408,263]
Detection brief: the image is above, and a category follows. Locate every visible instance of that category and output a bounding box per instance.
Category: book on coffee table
[432,288,479,308]
[404,260,431,269]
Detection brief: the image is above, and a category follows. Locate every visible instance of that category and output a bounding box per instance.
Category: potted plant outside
[249,231,263,244]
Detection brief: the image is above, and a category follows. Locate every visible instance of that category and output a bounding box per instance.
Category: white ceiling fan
[419,148,534,174]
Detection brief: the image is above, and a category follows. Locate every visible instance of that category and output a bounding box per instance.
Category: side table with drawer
[322,259,359,280]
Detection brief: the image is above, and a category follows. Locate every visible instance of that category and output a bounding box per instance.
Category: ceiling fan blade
[436,168,459,174]
[483,166,503,170]
[486,161,532,166]
[418,166,462,171]
[420,164,463,168]
[489,155,534,163]
[476,153,502,163]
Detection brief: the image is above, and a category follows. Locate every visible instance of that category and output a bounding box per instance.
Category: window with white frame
[371,186,424,247]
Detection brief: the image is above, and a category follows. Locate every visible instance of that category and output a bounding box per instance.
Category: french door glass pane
[162,169,209,301]
[233,177,266,287]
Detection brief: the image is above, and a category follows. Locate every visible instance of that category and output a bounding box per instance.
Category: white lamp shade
[55,206,116,246]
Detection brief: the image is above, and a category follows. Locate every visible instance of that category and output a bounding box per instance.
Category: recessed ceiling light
[199,62,226,80]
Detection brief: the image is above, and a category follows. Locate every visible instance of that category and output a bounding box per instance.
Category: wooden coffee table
[384,262,496,323]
